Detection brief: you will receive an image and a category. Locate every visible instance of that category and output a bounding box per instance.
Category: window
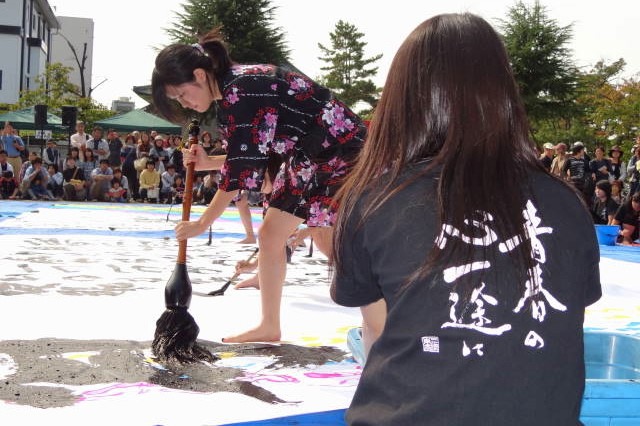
[0,70,3,90]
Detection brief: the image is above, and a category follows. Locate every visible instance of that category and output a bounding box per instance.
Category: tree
[56,32,107,98]
[576,59,640,148]
[499,1,579,131]
[166,0,289,64]
[16,63,114,127]
[317,20,382,113]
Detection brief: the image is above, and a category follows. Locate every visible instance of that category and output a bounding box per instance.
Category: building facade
[0,0,59,104]
[50,16,93,98]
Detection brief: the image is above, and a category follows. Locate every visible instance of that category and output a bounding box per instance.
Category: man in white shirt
[70,121,90,161]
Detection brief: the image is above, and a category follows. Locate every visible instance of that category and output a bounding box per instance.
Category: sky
[48,0,640,109]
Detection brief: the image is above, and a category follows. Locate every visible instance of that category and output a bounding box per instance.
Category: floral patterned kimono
[216,64,366,227]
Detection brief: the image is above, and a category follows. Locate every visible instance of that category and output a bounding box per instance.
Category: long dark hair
[333,13,546,298]
[152,27,233,122]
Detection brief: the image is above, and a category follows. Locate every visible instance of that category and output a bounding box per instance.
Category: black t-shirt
[332,165,601,426]
[591,197,619,225]
[614,203,640,241]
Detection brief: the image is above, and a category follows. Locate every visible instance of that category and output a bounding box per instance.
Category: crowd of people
[539,138,640,245]
[0,121,235,207]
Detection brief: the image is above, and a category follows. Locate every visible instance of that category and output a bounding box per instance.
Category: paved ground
[0,200,638,425]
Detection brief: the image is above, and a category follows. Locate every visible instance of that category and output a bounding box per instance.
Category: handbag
[134,157,148,171]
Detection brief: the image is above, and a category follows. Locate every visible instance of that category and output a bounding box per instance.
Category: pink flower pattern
[216,64,365,225]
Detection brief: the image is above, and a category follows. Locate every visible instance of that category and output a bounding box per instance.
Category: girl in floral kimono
[151,27,366,343]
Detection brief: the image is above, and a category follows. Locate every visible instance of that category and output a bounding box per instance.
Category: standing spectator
[136,131,152,158]
[42,139,62,170]
[608,145,626,182]
[150,135,170,167]
[70,121,90,161]
[106,129,123,168]
[330,13,601,425]
[201,131,215,155]
[62,156,87,201]
[610,179,625,205]
[87,126,109,162]
[46,163,64,199]
[627,145,640,196]
[0,170,19,199]
[0,149,14,176]
[1,122,25,174]
[549,142,568,178]
[563,142,589,204]
[120,134,139,200]
[591,180,619,225]
[89,159,114,201]
[539,142,554,171]
[589,146,612,183]
[139,159,160,203]
[613,192,640,245]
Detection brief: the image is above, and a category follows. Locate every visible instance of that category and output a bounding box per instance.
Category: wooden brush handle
[177,120,200,264]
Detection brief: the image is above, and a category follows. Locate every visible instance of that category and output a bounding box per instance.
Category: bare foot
[235,259,258,274]
[233,274,259,289]
[222,325,281,343]
[237,237,257,244]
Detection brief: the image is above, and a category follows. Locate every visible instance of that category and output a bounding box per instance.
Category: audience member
[89,159,114,201]
[107,178,127,203]
[46,163,64,199]
[112,168,129,200]
[160,163,178,203]
[23,157,51,200]
[608,145,626,182]
[171,174,185,205]
[1,122,25,174]
[563,142,590,203]
[610,179,625,205]
[121,134,139,200]
[70,121,90,161]
[0,149,14,176]
[0,170,19,199]
[550,142,568,178]
[62,156,87,201]
[139,159,160,203]
[87,126,109,162]
[106,129,123,168]
[589,146,612,183]
[42,139,62,170]
[591,180,619,225]
[627,145,640,196]
[613,192,640,245]
[539,142,554,171]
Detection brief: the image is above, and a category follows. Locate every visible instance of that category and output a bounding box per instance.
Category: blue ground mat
[221,409,347,425]
[598,244,640,263]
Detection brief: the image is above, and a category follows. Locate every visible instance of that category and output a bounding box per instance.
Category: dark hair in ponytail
[151,27,234,122]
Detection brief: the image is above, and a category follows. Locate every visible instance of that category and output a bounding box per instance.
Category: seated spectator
[139,160,160,203]
[46,163,64,200]
[62,156,87,201]
[192,174,205,204]
[171,174,185,205]
[0,170,19,199]
[79,148,98,185]
[18,151,38,195]
[591,180,619,225]
[24,157,51,200]
[200,170,219,205]
[610,179,625,205]
[613,192,640,245]
[89,159,114,201]
[107,178,127,203]
[64,146,82,170]
[112,168,129,200]
[160,164,178,203]
[0,150,15,176]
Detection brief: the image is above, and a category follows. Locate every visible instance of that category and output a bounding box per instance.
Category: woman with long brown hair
[331,13,601,425]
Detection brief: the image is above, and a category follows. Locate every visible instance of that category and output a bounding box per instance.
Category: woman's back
[338,166,600,425]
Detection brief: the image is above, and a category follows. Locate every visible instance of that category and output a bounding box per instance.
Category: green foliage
[317,20,382,112]
[166,0,289,64]
[15,62,116,130]
[499,1,579,128]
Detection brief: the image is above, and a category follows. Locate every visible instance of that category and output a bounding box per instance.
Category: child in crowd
[0,170,19,199]
[107,178,127,203]
[171,174,185,205]
[139,159,160,203]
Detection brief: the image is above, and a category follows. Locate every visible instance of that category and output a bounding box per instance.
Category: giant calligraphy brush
[152,119,217,363]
